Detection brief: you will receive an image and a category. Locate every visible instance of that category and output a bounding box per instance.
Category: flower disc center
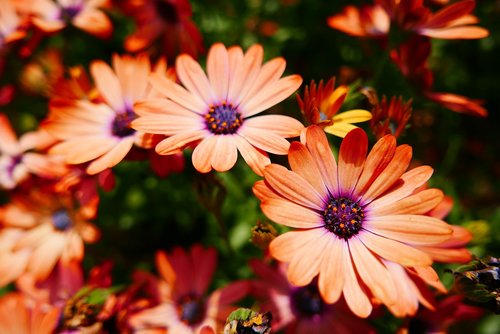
[177,295,205,326]
[204,102,242,135]
[52,210,73,231]
[112,109,136,138]
[292,284,325,317]
[323,197,364,240]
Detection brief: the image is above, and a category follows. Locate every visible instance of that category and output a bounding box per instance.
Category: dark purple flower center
[177,294,205,326]
[112,110,136,138]
[204,102,243,135]
[155,0,180,24]
[6,155,22,177]
[323,197,364,240]
[291,284,325,317]
[52,210,73,231]
[60,4,82,21]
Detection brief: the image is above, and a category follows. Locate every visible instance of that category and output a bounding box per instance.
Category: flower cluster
[0,0,494,333]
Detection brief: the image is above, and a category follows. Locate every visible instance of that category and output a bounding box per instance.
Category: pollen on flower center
[52,210,73,231]
[291,284,325,317]
[323,197,364,240]
[111,109,136,138]
[177,294,205,326]
[204,102,243,135]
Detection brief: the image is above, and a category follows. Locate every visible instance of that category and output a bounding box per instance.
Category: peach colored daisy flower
[0,0,27,49]
[253,125,455,318]
[0,185,100,286]
[132,43,304,175]
[43,54,173,175]
[14,0,112,38]
[0,114,67,189]
[0,292,59,334]
[129,245,249,333]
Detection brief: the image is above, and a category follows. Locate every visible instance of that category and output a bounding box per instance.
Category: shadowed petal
[242,115,304,137]
[86,137,135,174]
[155,130,207,155]
[233,135,270,176]
[192,136,218,173]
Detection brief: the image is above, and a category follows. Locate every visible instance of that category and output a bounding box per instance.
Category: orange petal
[207,43,230,102]
[0,114,19,155]
[86,136,134,174]
[318,237,345,303]
[192,136,218,173]
[210,135,238,172]
[28,233,67,281]
[242,114,304,137]
[252,180,281,201]
[240,127,291,155]
[234,135,270,176]
[263,164,324,210]
[338,128,367,196]
[421,0,475,29]
[90,60,125,112]
[364,215,452,245]
[288,142,328,197]
[360,230,433,266]
[270,229,324,262]
[131,114,202,136]
[155,130,207,155]
[371,188,444,216]
[227,44,263,104]
[73,8,112,39]
[420,26,489,39]
[149,73,206,113]
[176,54,215,104]
[261,198,324,228]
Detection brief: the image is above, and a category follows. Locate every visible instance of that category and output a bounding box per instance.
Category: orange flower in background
[253,125,456,318]
[367,93,413,139]
[327,4,390,38]
[132,43,304,176]
[129,245,249,333]
[121,0,203,59]
[250,259,375,333]
[424,91,487,118]
[0,186,100,286]
[0,292,59,334]
[0,0,27,49]
[297,78,372,138]
[14,0,112,38]
[43,54,173,175]
[0,114,67,189]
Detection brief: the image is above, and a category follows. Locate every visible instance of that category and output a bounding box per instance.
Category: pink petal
[176,54,215,105]
[50,136,117,165]
[304,126,339,196]
[86,136,135,175]
[361,145,413,203]
[192,135,218,173]
[342,243,372,318]
[318,237,345,303]
[112,54,150,105]
[252,180,281,201]
[90,60,125,112]
[338,128,368,196]
[260,197,324,228]
[210,135,238,172]
[155,130,208,155]
[353,134,396,198]
[360,230,433,266]
[364,215,453,245]
[288,142,328,198]
[349,237,396,306]
[263,164,325,210]
[240,75,303,118]
[131,114,203,136]
[207,43,230,102]
[233,135,270,176]
[28,233,67,281]
[242,114,304,137]
[371,188,444,216]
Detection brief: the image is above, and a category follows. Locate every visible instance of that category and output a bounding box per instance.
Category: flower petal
[233,135,270,176]
[263,164,325,210]
[90,60,125,112]
[131,114,203,136]
[342,242,372,318]
[270,229,323,262]
[176,54,215,105]
[207,43,229,102]
[371,188,444,216]
[318,237,345,303]
[288,142,328,198]
[86,136,135,174]
[338,128,368,196]
[28,233,67,281]
[210,135,238,172]
[227,44,263,104]
[260,198,324,228]
[192,135,218,173]
[242,115,304,137]
[239,127,291,155]
[155,130,207,155]
[364,215,452,245]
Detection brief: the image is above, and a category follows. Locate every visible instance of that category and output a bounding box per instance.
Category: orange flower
[297,78,372,138]
[253,125,456,318]
[0,292,59,334]
[43,54,172,175]
[0,186,100,285]
[14,0,112,38]
[0,114,67,189]
[121,0,203,59]
[132,43,304,176]
[327,4,390,38]
[424,91,487,117]
[129,245,249,333]
[368,93,413,139]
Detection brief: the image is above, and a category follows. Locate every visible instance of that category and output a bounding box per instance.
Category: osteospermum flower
[0,114,67,189]
[132,43,304,175]
[14,0,112,38]
[129,245,249,333]
[0,186,100,285]
[253,125,455,318]
[297,78,372,138]
[0,0,27,49]
[43,54,173,175]
[250,259,375,333]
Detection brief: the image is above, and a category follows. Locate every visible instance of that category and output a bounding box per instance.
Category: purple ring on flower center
[323,197,364,240]
[52,210,73,231]
[204,102,243,135]
[111,109,137,138]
